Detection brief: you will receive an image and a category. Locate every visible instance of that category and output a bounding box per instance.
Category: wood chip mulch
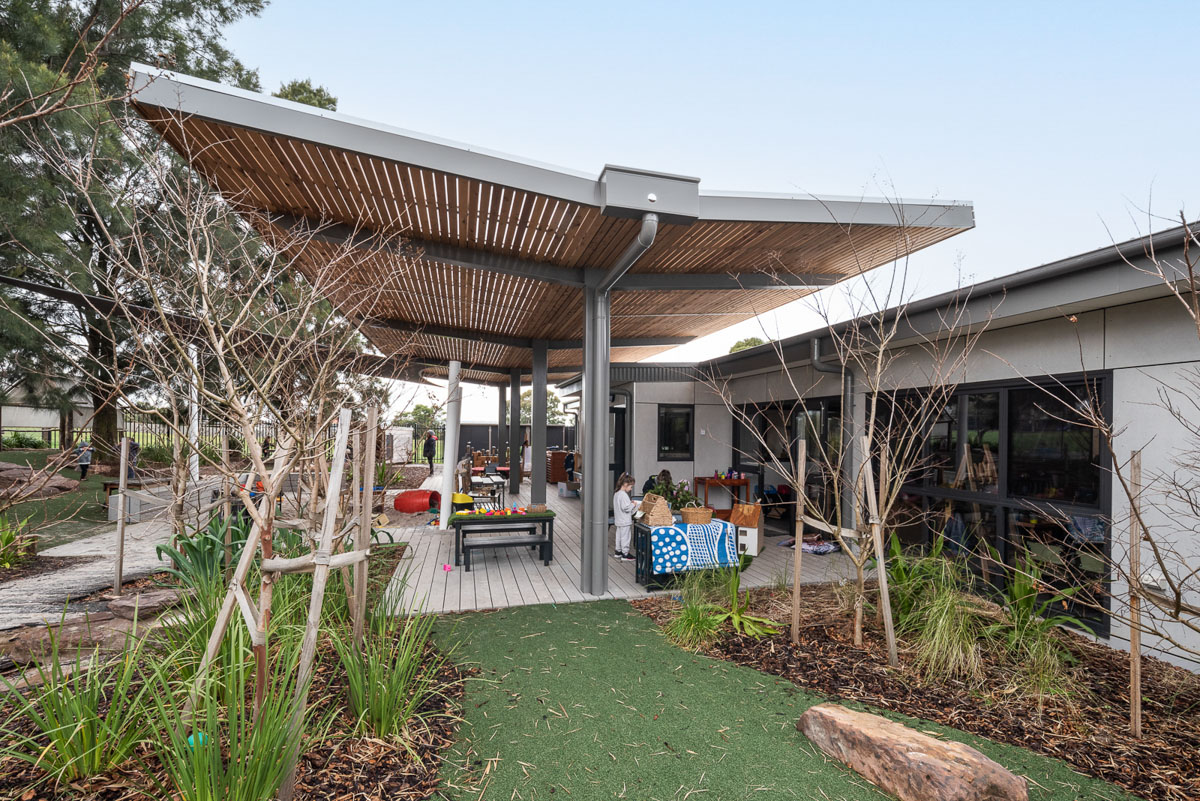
[633,585,1200,801]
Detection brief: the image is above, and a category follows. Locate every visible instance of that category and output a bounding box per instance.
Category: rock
[108,588,189,620]
[797,703,1028,801]
[0,612,131,666]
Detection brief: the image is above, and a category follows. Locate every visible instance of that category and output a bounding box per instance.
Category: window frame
[656,404,695,462]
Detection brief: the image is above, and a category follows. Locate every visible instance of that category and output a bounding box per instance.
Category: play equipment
[394,489,440,514]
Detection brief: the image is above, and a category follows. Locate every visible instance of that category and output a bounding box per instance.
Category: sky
[223,1,1200,422]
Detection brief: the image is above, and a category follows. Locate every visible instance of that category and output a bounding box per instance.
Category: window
[657,405,693,461]
[1008,384,1101,505]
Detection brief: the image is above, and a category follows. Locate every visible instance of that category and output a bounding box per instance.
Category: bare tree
[700,199,989,657]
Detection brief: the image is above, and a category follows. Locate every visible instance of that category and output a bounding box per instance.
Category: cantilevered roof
[128,65,974,382]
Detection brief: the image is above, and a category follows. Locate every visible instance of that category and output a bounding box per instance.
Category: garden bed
[0,540,466,801]
[634,584,1200,801]
[0,555,98,587]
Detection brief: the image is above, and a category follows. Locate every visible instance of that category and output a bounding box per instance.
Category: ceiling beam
[276,213,841,292]
[362,316,692,349]
[614,272,841,290]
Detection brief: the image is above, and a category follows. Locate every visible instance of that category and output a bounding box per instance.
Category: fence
[0,415,277,460]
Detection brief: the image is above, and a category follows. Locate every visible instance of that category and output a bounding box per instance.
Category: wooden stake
[861,436,898,668]
[221,431,232,582]
[279,408,352,801]
[1130,449,1143,738]
[183,437,293,717]
[355,407,378,646]
[114,437,130,596]
[791,441,806,645]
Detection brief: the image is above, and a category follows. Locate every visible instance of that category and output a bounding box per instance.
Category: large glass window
[656,405,693,461]
[965,393,1000,493]
[1008,510,1107,630]
[1008,385,1101,505]
[929,397,959,488]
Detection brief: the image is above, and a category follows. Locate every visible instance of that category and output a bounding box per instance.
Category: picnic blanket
[648,520,738,575]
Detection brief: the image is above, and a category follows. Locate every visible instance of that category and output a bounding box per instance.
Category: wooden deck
[384,472,862,615]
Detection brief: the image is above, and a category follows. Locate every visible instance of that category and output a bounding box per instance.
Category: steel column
[437,360,462,530]
[497,384,507,462]
[580,286,610,595]
[508,369,521,494]
[531,340,548,505]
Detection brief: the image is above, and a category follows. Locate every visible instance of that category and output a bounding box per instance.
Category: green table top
[450,510,556,524]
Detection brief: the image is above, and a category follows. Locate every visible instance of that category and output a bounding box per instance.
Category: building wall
[624,292,1200,668]
[627,381,731,491]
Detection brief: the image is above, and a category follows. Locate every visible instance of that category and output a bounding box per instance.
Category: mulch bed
[0,556,99,587]
[1,543,462,801]
[633,585,1200,801]
[393,464,435,491]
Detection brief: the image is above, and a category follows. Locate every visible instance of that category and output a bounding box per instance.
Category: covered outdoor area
[384,471,862,614]
[128,64,973,598]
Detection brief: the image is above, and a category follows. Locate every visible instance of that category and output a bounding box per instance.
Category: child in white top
[612,473,639,561]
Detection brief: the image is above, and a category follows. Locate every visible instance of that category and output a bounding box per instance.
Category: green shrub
[1,629,152,783]
[666,603,722,650]
[709,555,780,638]
[139,443,174,464]
[331,606,451,749]
[0,514,34,568]
[146,634,321,801]
[157,514,252,589]
[986,555,1082,700]
[1,432,48,449]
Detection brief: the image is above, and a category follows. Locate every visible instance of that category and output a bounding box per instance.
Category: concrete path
[0,517,174,630]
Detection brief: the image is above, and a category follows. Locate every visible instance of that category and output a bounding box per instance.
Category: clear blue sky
[223,1,1199,419]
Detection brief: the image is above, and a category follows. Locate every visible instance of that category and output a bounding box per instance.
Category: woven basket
[641,492,674,527]
[679,502,713,525]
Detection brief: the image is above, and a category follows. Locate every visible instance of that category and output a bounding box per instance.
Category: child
[612,473,639,561]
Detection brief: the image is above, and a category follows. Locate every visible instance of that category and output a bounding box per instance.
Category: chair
[484,462,499,475]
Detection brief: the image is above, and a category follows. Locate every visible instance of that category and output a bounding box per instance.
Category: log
[261,548,370,575]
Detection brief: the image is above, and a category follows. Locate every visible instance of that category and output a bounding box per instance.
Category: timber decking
[384,473,862,615]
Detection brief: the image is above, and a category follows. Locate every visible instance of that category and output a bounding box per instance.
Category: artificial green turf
[434,600,1136,801]
[0,449,109,548]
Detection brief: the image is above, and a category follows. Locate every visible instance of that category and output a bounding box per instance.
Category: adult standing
[423,430,437,476]
[74,440,93,480]
[126,437,140,481]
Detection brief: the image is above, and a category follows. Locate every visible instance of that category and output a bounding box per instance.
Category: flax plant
[1,628,151,784]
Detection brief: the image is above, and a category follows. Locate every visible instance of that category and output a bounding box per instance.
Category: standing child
[612,473,639,562]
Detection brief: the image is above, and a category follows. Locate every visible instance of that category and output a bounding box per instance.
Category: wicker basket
[530,503,547,513]
[641,492,674,527]
[679,502,713,525]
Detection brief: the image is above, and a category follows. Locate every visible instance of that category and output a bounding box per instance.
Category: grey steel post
[509,369,521,494]
[497,383,507,462]
[580,286,607,595]
[531,339,548,504]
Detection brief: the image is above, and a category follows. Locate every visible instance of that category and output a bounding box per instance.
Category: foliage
[649,478,698,510]
[1,432,49,449]
[520,388,569,425]
[909,574,988,683]
[331,605,451,748]
[273,78,337,110]
[393,403,444,433]
[0,513,34,567]
[709,555,780,638]
[139,442,174,463]
[665,602,722,650]
[156,513,252,589]
[729,336,765,353]
[986,554,1082,699]
[882,532,948,629]
[146,635,320,801]
[1,629,151,783]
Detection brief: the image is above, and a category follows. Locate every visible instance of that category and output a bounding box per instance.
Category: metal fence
[0,414,276,458]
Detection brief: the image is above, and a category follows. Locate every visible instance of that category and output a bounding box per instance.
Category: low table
[450,511,556,567]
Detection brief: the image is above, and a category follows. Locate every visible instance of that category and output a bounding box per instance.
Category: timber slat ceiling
[131,77,971,376]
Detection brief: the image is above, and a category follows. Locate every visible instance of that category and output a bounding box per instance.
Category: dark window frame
[656,404,695,461]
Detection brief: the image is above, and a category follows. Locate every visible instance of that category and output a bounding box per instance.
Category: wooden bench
[460,522,548,571]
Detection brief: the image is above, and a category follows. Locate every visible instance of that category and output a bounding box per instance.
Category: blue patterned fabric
[648,520,738,575]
